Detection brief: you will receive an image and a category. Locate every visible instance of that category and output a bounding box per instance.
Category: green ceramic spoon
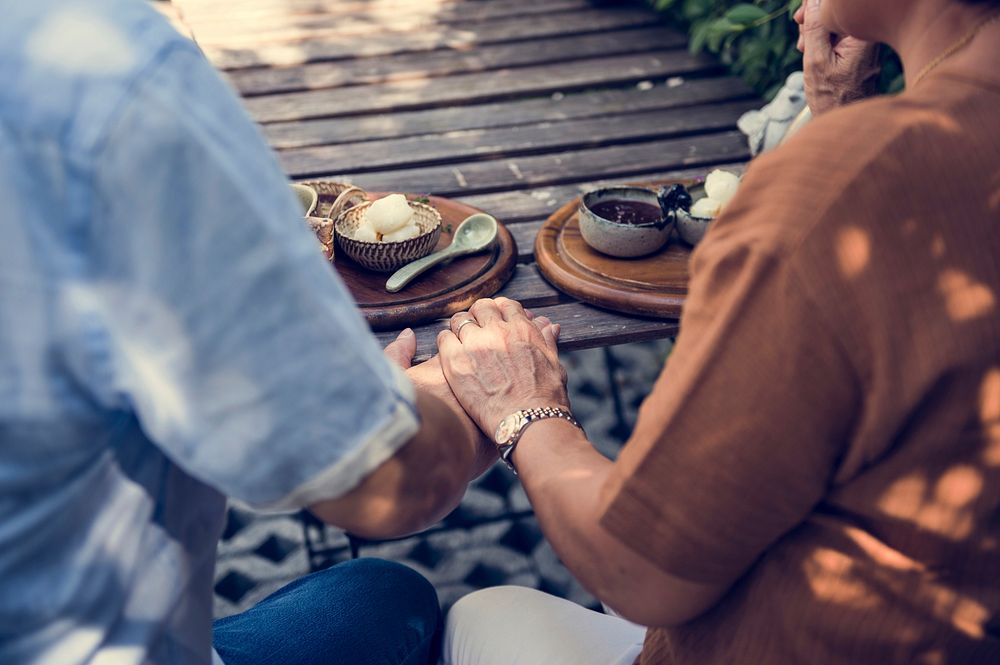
[385,213,499,293]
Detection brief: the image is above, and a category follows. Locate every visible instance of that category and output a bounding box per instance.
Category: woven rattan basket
[335,201,442,272]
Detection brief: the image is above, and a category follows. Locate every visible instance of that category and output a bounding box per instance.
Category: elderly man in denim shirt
[0,1,531,663]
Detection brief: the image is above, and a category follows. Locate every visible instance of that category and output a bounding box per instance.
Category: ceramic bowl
[578,187,674,258]
[673,184,714,247]
[290,183,319,216]
[335,200,442,272]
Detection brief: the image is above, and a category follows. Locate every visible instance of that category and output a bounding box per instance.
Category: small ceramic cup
[290,183,318,216]
[578,186,674,258]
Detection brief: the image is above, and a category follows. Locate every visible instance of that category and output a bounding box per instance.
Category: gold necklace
[912,12,1000,87]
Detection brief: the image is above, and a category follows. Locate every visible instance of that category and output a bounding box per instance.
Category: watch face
[494,413,522,444]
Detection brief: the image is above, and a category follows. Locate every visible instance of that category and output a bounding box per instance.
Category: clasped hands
[384,297,569,475]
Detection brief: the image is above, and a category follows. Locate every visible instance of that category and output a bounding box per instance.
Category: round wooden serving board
[329,193,517,331]
[535,196,692,319]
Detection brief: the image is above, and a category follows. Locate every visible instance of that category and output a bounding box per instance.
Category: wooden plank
[510,222,546,263]
[229,28,686,97]
[263,76,752,149]
[492,264,566,307]
[206,9,663,69]
[190,0,596,45]
[247,52,722,123]
[278,100,757,177]
[291,129,749,195]
[177,0,487,23]
[186,0,588,27]
[373,300,679,363]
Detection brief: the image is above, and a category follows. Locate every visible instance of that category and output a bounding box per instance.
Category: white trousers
[441,586,647,665]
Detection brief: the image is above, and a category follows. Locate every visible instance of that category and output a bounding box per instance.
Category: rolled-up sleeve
[69,44,417,509]
[599,186,861,586]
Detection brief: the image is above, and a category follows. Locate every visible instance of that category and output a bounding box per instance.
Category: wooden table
[163,0,756,360]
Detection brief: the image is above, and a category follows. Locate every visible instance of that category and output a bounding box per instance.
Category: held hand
[383,327,418,369]
[795,0,880,116]
[384,329,498,477]
[436,298,569,438]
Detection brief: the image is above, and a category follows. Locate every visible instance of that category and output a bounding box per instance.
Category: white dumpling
[365,194,413,234]
[704,170,741,206]
[691,197,722,219]
[381,223,421,243]
[353,221,378,243]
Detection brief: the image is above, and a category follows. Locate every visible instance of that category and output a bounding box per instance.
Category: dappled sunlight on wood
[190,2,660,70]
[188,0,460,46]
[937,269,996,322]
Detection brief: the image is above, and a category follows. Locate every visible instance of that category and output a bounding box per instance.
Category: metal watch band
[496,406,582,474]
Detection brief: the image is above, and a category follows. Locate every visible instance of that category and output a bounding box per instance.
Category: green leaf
[704,17,744,51]
[740,38,769,66]
[689,21,711,53]
[724,3,769,25]
[682,0,712,22]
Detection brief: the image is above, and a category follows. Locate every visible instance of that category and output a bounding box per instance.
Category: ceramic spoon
[385,213,499,293]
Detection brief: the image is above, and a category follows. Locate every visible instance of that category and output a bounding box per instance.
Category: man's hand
[795,0,880,115]
[384,328,498,478]
[383,327,418,370]
[437,298,569,438]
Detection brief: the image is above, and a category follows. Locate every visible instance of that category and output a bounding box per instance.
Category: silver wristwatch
[493,406,581,473]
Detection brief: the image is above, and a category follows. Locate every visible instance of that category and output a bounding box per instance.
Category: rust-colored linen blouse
[600,70,1000,664]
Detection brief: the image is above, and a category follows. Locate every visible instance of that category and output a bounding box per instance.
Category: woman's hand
[437,298,569,438]
[795,0,880,115]
[384,328,498,477]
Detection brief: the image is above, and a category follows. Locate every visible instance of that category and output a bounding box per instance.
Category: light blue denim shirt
[0,1,419,663]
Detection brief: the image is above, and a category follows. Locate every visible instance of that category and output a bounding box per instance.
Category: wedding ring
[455,318,478,339]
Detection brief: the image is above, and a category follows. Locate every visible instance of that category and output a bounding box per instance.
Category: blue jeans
[213,558,441,665]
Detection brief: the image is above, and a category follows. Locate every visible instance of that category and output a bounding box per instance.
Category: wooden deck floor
[167,0,757,357]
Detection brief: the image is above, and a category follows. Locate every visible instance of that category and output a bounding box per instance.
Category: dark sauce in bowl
[589,200,663,226]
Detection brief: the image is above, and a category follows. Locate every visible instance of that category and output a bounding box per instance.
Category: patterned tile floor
[214,340,671,618]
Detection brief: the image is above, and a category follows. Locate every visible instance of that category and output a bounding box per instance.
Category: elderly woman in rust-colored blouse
[434,0,1000,663]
